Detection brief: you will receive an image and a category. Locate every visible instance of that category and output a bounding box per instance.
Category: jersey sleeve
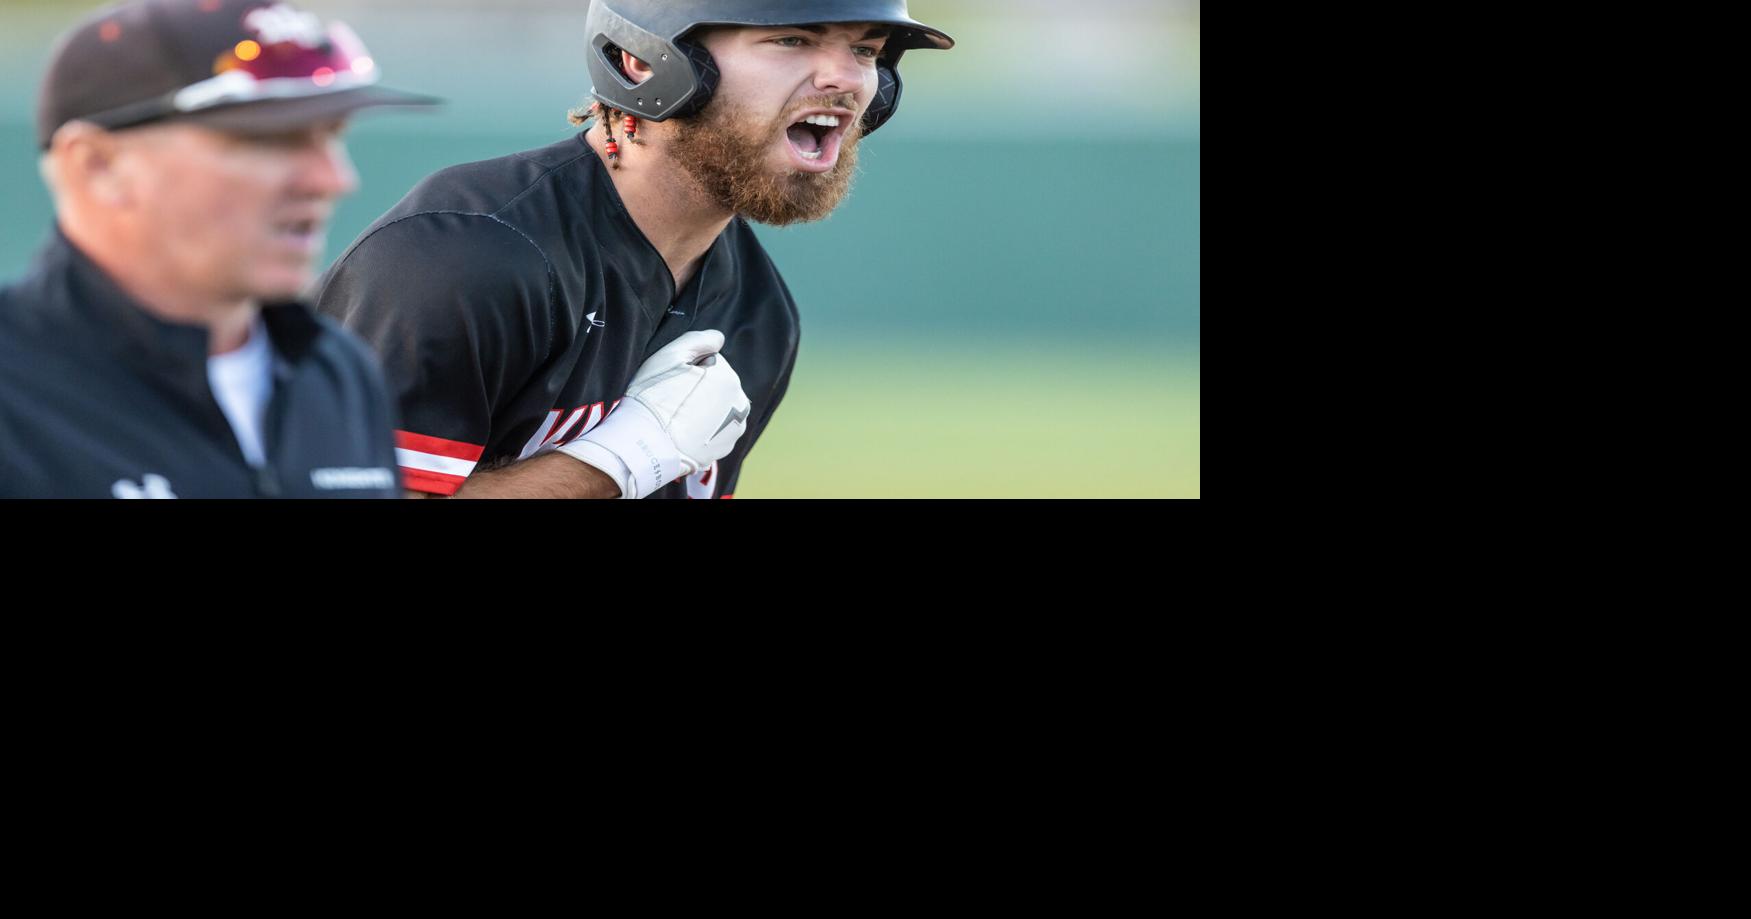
[314,212,556,495]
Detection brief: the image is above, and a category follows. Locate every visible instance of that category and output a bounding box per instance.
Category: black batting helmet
[584,0,953,137]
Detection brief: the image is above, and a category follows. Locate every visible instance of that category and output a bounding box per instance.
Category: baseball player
[0,0,437,498]
[314,0,954,498]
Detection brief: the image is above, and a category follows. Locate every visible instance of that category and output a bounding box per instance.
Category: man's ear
[51,122,132,208]
[620,49,654,85]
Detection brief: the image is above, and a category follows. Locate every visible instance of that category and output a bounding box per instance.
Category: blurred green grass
[738,342,1199,497]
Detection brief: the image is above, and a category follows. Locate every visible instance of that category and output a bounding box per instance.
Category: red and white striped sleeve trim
[394,430,485,496]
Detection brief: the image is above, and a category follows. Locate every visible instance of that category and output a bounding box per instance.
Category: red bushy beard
[666,94,866,226]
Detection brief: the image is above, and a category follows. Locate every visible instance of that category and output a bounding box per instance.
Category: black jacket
[0,229,401,498]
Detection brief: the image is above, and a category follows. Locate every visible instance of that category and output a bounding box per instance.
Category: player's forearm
[447,451,622,499]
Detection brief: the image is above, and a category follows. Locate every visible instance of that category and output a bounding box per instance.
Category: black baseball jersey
[0,229,401,499]
[314,134,800,498]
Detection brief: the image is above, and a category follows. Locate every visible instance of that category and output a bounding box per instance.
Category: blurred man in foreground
[0,0,436,498]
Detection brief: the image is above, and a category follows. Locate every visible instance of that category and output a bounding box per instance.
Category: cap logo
[243,4,327,48]
[171,10,382,113]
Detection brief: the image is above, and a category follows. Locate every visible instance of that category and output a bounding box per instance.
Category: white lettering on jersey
[517,401,610,459]
[310,467,397,490]
[112,474,177,500]
[686,461,719,500]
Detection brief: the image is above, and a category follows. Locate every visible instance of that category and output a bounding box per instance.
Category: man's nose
[812,44,869,97]
[302,136,359,199]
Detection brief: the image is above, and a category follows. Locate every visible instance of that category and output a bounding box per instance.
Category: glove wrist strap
[561,400,685,499]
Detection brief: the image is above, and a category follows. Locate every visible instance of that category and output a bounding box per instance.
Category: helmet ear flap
[666,38,719,119]
[859,59,903,137]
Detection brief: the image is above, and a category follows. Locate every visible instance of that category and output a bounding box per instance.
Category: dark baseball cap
[37,0,440,150]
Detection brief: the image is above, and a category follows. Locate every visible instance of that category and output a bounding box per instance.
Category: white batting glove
[557,330,752,499]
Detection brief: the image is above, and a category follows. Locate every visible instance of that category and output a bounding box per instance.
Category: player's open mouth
[784,110,850,173]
